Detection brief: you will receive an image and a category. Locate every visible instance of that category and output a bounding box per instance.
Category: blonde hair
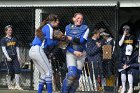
[72,13,83,23]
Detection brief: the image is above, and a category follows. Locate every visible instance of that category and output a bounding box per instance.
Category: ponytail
[36,14,59,38]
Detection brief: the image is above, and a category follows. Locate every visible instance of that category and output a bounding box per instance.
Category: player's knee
[39,78,45,84]
[67,66,78,80]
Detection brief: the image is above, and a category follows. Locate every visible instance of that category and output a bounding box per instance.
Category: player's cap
[4,25,13,31]
[100,32,110,36]
[125,45,133,56]
[123,25,130,31]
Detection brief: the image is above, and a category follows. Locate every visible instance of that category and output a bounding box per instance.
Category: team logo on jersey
[123,40,133,44]
[72,31,78,34]
[7,42,16,46]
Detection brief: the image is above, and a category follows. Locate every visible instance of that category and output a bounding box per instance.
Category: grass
[0,90,59,93]
[0,90,38,93]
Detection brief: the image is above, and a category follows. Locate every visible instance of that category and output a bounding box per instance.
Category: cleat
[8,85,15,90]
[15,85,23,90]
[120,88,126,93]
[127,88,133,93]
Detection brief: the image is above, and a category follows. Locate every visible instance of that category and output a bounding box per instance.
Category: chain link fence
[0,8,35,89]
[0,2,139,93]
[40,5,118,92]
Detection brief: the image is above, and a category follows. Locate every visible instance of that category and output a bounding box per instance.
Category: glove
[7,57,12,61]
[53,30,66,41]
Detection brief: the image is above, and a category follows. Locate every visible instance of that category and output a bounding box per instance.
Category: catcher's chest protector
[66,24,87,38]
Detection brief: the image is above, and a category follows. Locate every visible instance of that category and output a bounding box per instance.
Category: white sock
[15,74,20,86]
[128,74,133,89]
[6,75,12,86]
[121,74,126,90]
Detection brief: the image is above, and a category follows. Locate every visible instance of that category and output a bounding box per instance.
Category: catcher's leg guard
[62,66,77,93]
[70,69,82,93]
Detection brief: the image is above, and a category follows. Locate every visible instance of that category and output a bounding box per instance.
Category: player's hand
[67,36,73,41]
[7,57,12,61]
[96,42,101,47]
[74,51,83,57]
[123,31,127,36]
[123,64,128,69]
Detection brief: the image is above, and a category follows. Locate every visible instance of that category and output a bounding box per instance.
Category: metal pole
[138,40,140,88]
[30,59,34,90]
[114,1,120,93]
[91,61,97,91]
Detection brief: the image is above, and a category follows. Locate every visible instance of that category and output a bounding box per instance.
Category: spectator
[86,29,103,91]
[119,25,136,93]
[0,25,23,90]
[101,32,115,84]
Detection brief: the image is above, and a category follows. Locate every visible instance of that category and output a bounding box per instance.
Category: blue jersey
[65,24,89,53]
[32,24,58,48]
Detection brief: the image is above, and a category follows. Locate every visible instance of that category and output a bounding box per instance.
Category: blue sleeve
[42,24,58,47]
[86,40,101,56]
[42,25,52,39]
[46,38,58,46]
[79,37,86,44]
[65,25,69,35]
[80,28,89,44]
[66,46,74,53]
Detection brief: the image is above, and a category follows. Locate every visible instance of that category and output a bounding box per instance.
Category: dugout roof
[0,0,140,7]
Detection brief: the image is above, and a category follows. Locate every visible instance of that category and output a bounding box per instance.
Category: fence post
[33,8,43,90]
[114,1,120,93]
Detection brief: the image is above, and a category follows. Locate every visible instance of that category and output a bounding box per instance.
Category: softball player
[61,13,89,93]
[119,25,135,93]
[29,14,59,93]
[0,25,23,90]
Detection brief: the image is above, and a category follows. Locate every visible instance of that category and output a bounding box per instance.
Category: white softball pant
[66,51,86,70]
[29,45,52,82]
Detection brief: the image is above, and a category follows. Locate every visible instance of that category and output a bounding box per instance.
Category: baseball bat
[91,61,97,91]
[118,51,138,72]
[85,62,92,91]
